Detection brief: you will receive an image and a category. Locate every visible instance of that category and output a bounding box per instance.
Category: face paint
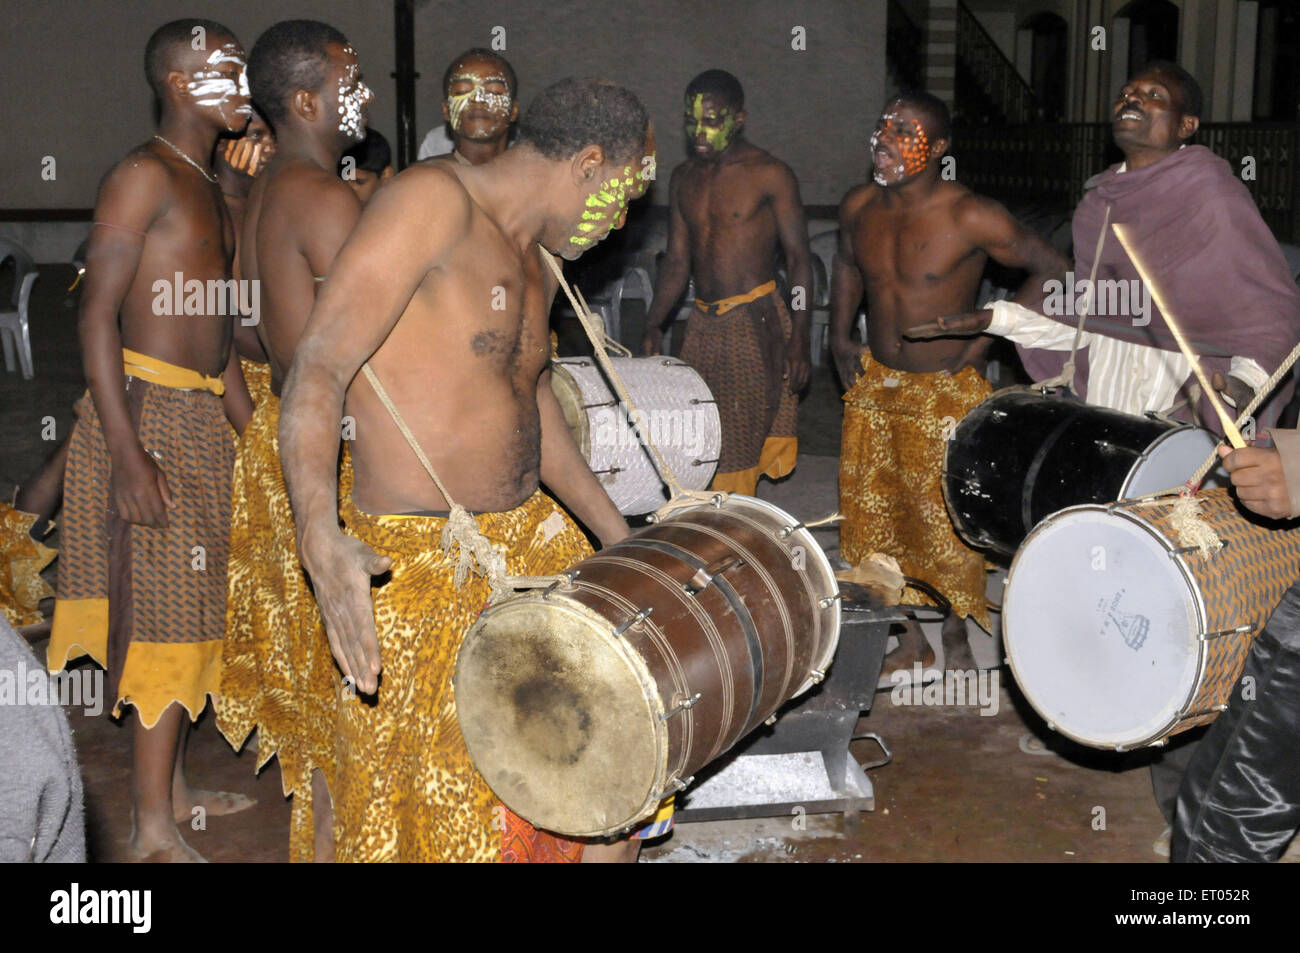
[870,112,931,186]
[446,70,513,134]
[685,94,738,155]
[335,46,372,141]
[187,45,251,123]
[568,158,651,248]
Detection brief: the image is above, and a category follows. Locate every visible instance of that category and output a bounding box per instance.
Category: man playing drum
[1169,438,1300,862]
[280,79,654,862]
[831,91,1067,677]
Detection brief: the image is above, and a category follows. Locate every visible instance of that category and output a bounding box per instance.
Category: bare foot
[940,614,977,673]
[172,788,257,823]
[129,824,207,863]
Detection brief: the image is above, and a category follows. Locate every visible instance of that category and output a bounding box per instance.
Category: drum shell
[944,387,1216,557]
[550,356,721,514]
[1004,488,1300,749]
[455,494,840,836]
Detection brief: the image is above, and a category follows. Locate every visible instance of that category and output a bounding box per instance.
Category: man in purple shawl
[912,61,1300,433]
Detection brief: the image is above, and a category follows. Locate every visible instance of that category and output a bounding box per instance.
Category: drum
[550,356,722,514]
[1003,488,1300,750]
[454,493,841,836]
[944,388,1223,557]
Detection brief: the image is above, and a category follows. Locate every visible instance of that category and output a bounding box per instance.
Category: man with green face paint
[642,69,813,497]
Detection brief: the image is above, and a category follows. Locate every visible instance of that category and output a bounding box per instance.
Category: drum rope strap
[539,246,722,517]
[359,363,568,599]
[1038,204,1111,394]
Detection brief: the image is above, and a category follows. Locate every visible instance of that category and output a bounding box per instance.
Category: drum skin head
[1004,506,1202,749]
[455,597,666,837]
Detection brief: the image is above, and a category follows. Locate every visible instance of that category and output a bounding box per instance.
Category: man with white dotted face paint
[220,18,375,863]
[418,48,519,165]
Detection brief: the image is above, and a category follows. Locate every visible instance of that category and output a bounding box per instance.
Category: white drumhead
[1121,426,1227,498]
[1003,506,1203,748]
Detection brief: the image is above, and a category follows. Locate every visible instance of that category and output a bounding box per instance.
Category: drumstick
[1111,223,1246,449]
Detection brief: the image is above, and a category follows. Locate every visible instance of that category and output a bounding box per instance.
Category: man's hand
[302,529,392,695]
[904,310,992,340]
[1217,443,1293,520]
[110,443,173,528]
[785,330,811,394]
[831,337,866,391]
[1211,371,1255,417]
[641,325,665,356]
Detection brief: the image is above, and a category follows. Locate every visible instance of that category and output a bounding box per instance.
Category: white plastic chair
[585,266,654,345]
[0,239,38,379]
[808,228,866,363]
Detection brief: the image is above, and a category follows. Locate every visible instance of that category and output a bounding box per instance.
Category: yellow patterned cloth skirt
[239,357,273,409]
[0,501,56,627]
[215,393,343,861]
[334,489,592,862]
[49,374,234,726]
[839,351,992,629]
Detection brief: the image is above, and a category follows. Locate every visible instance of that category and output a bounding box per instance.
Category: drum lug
[808,668,826,684]
[764,713,779,726]
[542,570,579,599]
[661,692,702,720]
[710,493,725,508]
[685,556,745,595]
[663,775,695,796]
[613,606,653,637]
[1198,623,1254,641]
[778,522,805,540]
[818,593,842,610]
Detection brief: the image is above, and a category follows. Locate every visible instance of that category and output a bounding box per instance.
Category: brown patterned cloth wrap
[334,488,591,862]
[215,393,342,862]
[839,350,992,629]
[680,287,798,478]
[48,380,234,727]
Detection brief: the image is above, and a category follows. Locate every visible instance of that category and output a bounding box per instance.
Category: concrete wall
[0,0,885,212]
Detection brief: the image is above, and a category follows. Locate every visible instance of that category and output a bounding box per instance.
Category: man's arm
[829,187,867,389]
[1218,432,1300,521]
[220,344,253,435]
[79,157,174,528]
[769,161,813,393]
[280,167,469,693]
[642,166,690,355]
[536,365,629,547]
[907,196,1069,340]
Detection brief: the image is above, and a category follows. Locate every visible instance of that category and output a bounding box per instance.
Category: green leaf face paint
[568,158,652,248]
[685,93,738,154]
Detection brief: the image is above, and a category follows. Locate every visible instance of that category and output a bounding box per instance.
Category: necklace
[153,134,218,184]
[452,149,471,166]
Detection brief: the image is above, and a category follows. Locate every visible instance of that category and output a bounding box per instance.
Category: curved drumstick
[1111,223,1246,449]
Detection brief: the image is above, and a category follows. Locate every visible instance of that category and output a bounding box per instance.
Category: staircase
[887,0,1042,126]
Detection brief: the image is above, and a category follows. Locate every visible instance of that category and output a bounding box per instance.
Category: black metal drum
[943,387,1221,557]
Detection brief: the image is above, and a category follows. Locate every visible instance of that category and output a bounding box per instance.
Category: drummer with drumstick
[1166,438,1300,862]
[832,91,1067,678]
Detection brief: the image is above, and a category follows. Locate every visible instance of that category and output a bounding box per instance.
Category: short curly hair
[517,78,649,164]
[145,19,238,99]
[249,19,349,126]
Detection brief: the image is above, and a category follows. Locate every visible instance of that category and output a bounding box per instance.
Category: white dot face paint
[336,46,372,141]
[446,72,512,135]
[187,44,251,123]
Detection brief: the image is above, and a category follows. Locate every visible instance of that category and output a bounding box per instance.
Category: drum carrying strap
[1038,205,1111,394]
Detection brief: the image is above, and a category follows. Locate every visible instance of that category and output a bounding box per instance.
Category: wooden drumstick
[1111,223,1247,449]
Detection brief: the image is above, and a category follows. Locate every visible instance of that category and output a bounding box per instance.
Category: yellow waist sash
[122,348,225,395]
[695,279,777,316]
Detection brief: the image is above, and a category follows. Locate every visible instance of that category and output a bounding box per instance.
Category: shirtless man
[642,69,812,496]
[831,92,1066,676]
[47,19,257,862]
[418,48,518,165]
[217,19,373,863]
[280,78,652,861]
